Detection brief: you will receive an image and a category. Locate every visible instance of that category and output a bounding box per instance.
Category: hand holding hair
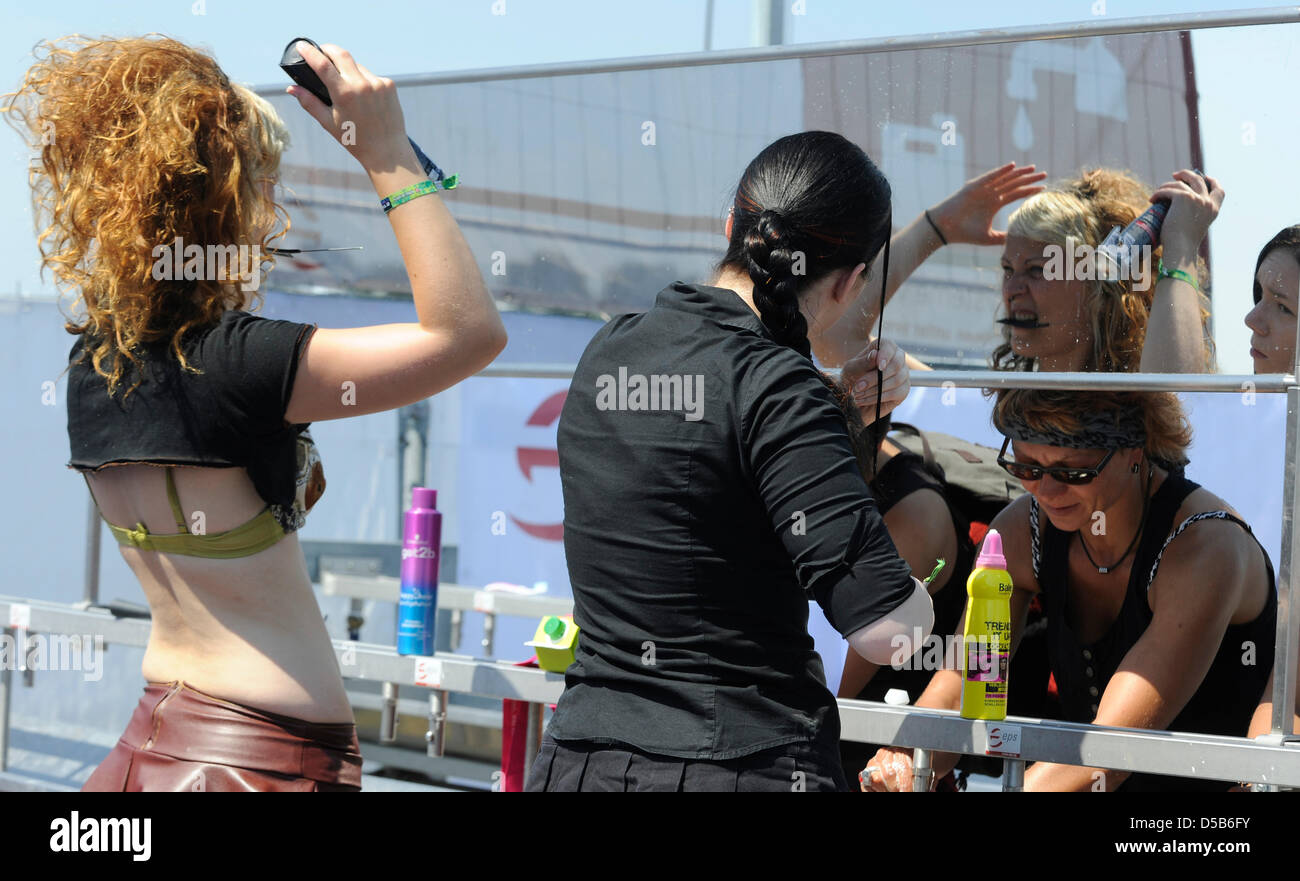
[842,337,911,422]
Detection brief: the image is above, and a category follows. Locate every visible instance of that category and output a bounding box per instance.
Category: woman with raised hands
[6,36,504,791]
[815,162,1047,370]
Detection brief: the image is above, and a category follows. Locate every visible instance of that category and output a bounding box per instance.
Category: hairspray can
[1098,169,1206,276]
[398,487,442,656]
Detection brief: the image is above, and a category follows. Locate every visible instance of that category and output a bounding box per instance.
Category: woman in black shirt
[527,131,934,792]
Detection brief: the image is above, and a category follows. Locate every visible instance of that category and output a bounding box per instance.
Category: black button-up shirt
[548,281,915,760]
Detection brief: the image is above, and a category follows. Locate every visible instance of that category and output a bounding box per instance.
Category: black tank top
[1030,469,1276,791]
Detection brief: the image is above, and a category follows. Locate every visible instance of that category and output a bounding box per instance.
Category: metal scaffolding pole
[1272,347,1300,737]
[251,7,1300,95]
[477,363,1297,393]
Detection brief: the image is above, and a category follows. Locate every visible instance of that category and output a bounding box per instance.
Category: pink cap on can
[411,487,438,510]
[975,529,1006,569]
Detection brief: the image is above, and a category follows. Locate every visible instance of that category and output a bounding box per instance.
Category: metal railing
[2,595,1297,790]
[248,7,1300,94]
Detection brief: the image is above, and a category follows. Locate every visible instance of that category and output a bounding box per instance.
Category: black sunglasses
[997,437,1117,485]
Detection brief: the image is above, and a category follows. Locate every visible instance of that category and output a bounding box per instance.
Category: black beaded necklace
[1076,463,1152,575]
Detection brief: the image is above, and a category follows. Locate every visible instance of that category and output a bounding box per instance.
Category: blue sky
[0,0,1295,372]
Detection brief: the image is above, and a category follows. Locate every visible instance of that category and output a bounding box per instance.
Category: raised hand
[286,41,415,174]
[1151,169,1224,266]
[928,162,1048,247]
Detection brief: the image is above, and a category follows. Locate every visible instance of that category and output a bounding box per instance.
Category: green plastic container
[526,615,579,673]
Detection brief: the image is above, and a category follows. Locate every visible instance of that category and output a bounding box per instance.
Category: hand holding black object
[279,37,334,107]
[280,38,447,182]
[1150,168,1222,267]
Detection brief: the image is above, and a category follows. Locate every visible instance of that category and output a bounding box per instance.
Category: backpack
[887,422,1026,547]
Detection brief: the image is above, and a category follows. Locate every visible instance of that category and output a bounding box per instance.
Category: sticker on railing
[985,723,1022,757]
[413,657,443,688]
[8,603,31,630]
[472,591,497,613]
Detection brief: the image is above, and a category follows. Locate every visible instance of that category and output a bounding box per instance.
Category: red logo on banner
[510,391,567,541]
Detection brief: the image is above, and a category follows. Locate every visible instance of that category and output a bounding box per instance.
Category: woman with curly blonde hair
[864,387,1276,791]
[994,167,1218,374]
[817,164,1220,375]
[5,35,505,791]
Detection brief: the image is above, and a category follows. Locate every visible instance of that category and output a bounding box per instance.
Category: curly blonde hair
[994,388,1193,468]
[992,167,1215,374]
[3,34,291,399]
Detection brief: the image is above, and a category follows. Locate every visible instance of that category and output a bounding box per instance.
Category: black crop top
[66,310,322,535]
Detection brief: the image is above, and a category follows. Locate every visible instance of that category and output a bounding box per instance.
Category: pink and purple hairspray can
[397,487,442,656]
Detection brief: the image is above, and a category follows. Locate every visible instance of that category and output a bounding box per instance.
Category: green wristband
[1157,258,1200,293]
[381,180,439,214]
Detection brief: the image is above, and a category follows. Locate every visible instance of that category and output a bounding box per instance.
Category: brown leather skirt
[83,680,363,792]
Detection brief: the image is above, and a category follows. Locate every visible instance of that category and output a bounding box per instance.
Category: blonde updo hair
[992,167,1215,373]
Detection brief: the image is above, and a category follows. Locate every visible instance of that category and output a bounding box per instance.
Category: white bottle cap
[884,688,911,706]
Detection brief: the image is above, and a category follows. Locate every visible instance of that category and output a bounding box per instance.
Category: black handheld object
[279,37,334,107]
[279,37,450,185]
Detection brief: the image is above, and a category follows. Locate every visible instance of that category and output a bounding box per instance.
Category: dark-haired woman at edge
[527,131,933,791]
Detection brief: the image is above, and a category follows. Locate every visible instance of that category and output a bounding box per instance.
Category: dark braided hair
[716,131,892,359]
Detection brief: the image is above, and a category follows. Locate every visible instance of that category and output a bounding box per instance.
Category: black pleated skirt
[525,733,849,792]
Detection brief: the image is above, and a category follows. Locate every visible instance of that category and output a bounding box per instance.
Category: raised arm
[282,42,506,424]
[1139,170,1223,374]
[1023,519,1249,791]
[814,163,1046,368]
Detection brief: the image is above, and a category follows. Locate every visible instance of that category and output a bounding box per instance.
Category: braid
[743,209,812,358]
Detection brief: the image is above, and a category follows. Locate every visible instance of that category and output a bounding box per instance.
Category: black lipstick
[996,316,1051,329]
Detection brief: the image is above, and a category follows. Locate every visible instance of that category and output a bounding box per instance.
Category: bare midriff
[85,463,354,724]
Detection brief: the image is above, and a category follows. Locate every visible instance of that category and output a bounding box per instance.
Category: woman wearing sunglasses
[862,388,1276,791]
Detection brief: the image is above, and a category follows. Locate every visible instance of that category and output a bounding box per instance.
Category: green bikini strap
[165,467,191,534]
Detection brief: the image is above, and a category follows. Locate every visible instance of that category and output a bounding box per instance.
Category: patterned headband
[996,400,1147,450]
